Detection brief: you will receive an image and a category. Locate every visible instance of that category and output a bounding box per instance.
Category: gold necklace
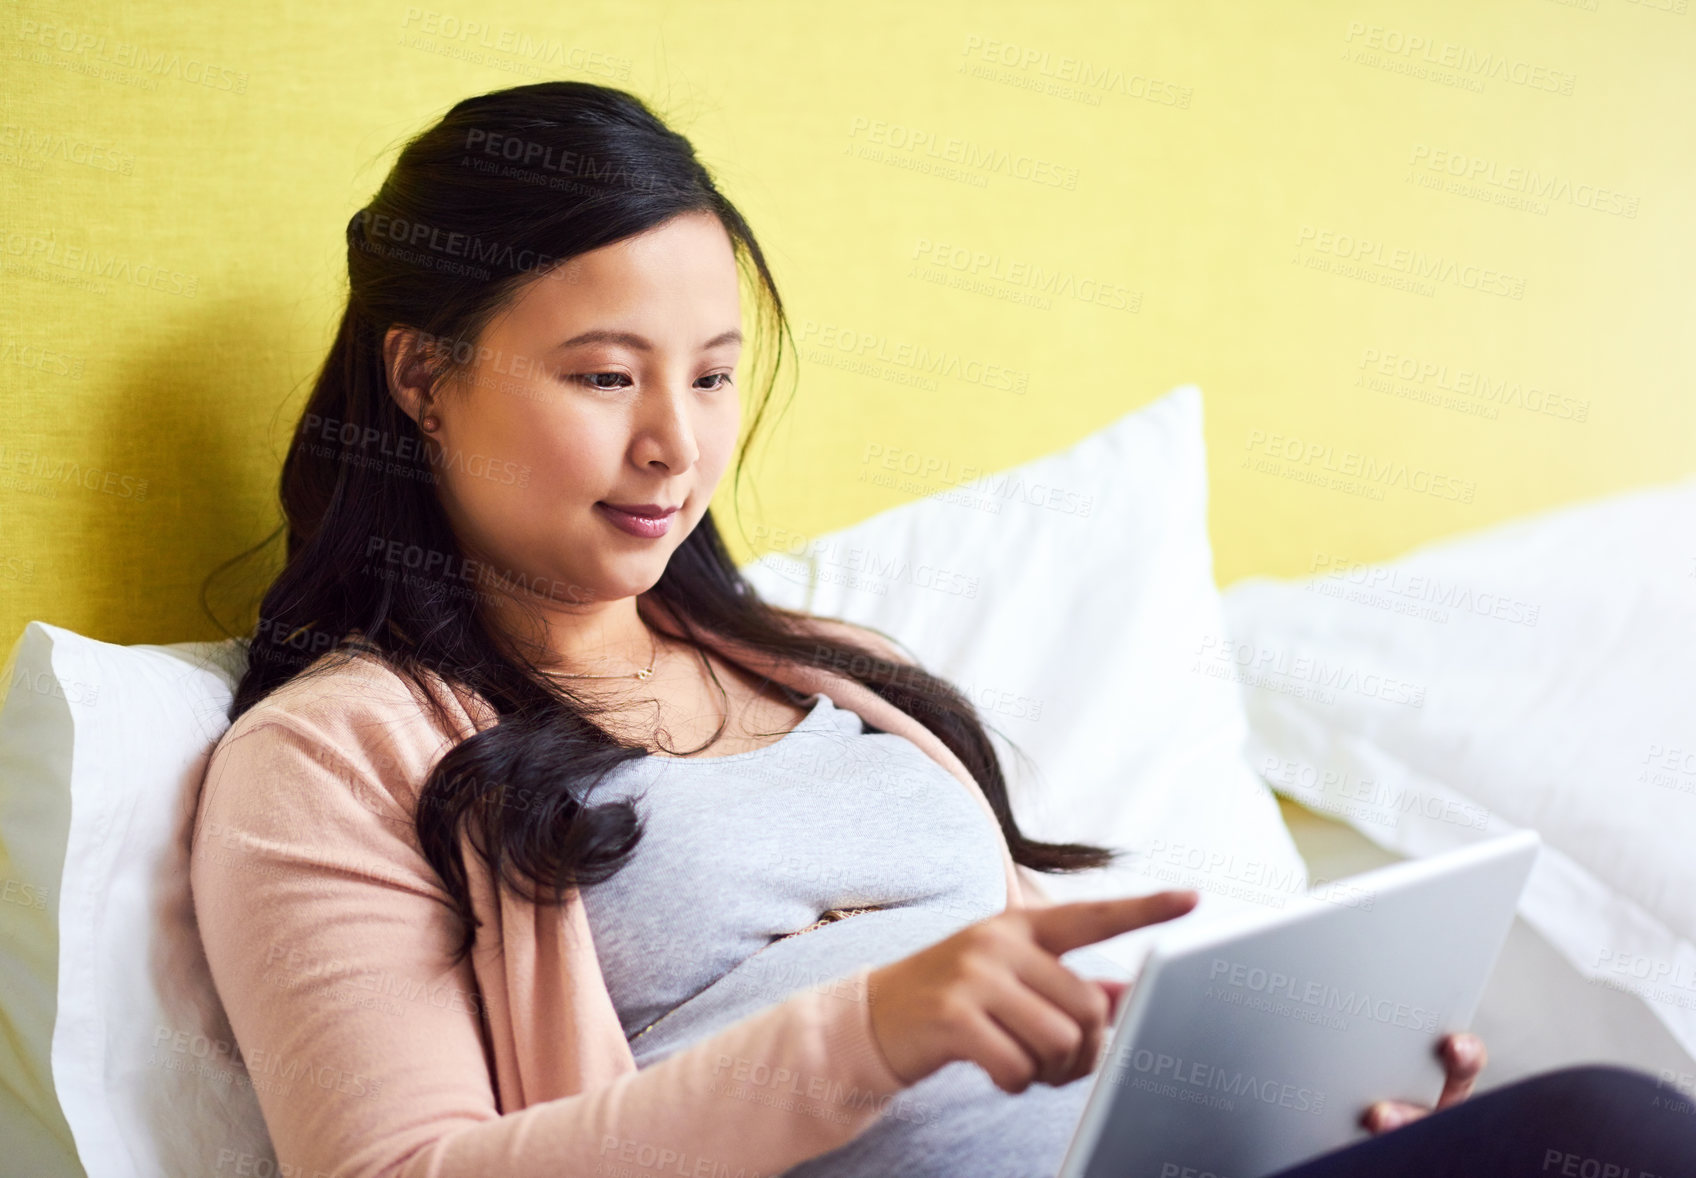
[543,625,660,680]
[544,634,735,757]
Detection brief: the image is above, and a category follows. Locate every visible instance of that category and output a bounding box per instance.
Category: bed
[3,384,1690,1175]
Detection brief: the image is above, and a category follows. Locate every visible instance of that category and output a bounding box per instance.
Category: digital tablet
[1057,828,1542,1178]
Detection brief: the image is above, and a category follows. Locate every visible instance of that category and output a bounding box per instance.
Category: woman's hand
[1362,1031,1489,1133]
[864,890,1200,1094]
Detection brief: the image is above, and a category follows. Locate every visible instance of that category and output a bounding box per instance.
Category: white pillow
[1219,475,1696,1063]
[743,384,1311,971]
[0,621,268,1178]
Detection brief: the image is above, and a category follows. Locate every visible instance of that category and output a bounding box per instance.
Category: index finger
[1022,890,1200,956]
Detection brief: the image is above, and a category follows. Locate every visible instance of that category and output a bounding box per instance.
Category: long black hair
[203,80,1119,966]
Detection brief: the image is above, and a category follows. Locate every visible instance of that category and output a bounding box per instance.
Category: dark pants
[1264,1065,1696,1178]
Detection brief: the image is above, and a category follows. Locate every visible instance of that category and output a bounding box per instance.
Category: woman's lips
[595,502,676,539]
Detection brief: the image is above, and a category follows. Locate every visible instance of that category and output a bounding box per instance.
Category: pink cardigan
[190,619,1051,1178]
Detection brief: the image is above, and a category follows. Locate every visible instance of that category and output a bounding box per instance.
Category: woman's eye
[568,372,732,392]
[574,372,632,391]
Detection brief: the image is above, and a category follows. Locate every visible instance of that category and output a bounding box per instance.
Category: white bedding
[1221,475,1696,1081]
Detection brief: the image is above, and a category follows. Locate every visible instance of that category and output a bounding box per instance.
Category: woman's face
[394,210,744,634]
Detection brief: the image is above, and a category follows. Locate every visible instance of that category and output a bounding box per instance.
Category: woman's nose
[633,382,702,471]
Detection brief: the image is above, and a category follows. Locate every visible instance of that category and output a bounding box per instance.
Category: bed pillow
[1219,475,1696,1063]
[743,384,1311,970]
[0,623,84,1178]
[0,622,267,1178]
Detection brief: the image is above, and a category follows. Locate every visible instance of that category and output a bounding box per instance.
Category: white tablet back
[1061,829,1540,1178]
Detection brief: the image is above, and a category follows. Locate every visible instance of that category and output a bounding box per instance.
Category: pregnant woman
[191,81,1696,1178]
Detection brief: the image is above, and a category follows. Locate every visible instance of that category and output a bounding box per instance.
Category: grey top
[576,689,1128,1177]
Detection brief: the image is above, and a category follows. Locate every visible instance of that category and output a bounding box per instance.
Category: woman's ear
[382,325,437,427]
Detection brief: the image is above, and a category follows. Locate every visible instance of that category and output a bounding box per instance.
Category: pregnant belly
[780,1055,1095,1178]
[629,908,1127,1178]
[630,905,975,1066]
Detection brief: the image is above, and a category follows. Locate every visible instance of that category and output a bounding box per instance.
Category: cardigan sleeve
[190,708,910,1178]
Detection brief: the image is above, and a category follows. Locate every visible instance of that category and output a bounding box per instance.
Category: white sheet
[1222,476,1696,1071]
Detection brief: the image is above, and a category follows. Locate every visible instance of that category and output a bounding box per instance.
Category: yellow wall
[3,1,1690,647]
